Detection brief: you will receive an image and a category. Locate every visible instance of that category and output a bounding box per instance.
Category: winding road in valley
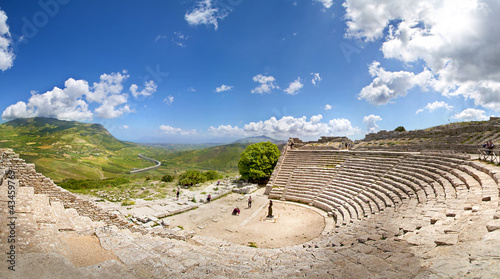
[130,154,161,174]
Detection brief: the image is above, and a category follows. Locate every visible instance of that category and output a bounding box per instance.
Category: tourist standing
[207,194,211,203]
[176,189,180,200]
[248,196,252,208]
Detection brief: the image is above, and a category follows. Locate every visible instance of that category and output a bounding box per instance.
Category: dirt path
[164,188,326,248]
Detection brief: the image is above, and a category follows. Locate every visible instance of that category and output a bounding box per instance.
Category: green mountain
[2,117,133,152]
[159,143,250,172]
[0,118,162,181]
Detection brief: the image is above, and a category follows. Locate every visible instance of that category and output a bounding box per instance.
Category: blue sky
[1,0,499,143]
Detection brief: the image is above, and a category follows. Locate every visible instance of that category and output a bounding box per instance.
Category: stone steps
[6,147,500,278]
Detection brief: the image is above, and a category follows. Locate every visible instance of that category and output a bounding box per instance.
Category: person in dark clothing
[232,207,240,215]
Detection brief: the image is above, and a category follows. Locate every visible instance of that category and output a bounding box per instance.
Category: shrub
[59,177,129,190]
[203,170,222,181]
[394,126,406,132]
[178,170,205,186]
[121,199,135,206]
[161,174,175,182]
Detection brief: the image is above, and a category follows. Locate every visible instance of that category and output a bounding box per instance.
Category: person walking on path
[248,196,252,208]
[176,189,180,200]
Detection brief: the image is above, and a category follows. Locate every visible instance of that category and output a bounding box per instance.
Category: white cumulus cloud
[209,115,361,139]
[251,74,278,94]
[87,71,129,103]
[311,73,322,86]
[416,101,454,114]
[0,9,15,71]
[2,71,145,121]
[215,84,233,93]
[284,77,303,95]
[363,114,382,133]
[452,108,489,121]
[185,0,229,30]
[2,78,93,121]
[163,95,174,105]
[130,80,157,98]
[324,104,332,111]
[358,61,433,105]
[94,94,132,119]
[315,0,334,9]
[345,0,500,111]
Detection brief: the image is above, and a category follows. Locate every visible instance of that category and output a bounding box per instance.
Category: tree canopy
[238,141,280,183]
[177,170,222,186]
[394,126,406,132]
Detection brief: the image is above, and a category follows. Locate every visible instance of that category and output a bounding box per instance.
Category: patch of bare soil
[59,235,120,267]
[165,188,325,248]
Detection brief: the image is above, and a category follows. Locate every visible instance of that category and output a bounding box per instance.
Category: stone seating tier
[4,146,500,277]
[267,149,491,229]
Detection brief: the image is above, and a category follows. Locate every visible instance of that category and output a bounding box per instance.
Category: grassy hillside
[0,117,266,183]
[0,118,170,181]
[159,143,250,172]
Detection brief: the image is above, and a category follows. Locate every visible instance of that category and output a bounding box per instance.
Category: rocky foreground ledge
[2,148,500,278]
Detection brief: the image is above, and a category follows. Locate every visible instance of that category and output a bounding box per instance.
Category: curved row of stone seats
[335,170,404,206]
[332,180,377,217]
[268,149,500,230]
[282,167,336,203]
[267,150,348,197]
[307,154,409,226]
[389,166,440,201]
[383,154,475,205]
[382,172,429,203]
[323,184,370,218]
[330,174,393,211]
[396,161,458,199]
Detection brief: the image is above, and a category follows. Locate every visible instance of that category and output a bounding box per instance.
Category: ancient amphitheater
[3,118,500,278]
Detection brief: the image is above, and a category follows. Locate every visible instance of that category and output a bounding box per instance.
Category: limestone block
[434,235,458,246]
[486,219,500,232]
[481,230,500,242]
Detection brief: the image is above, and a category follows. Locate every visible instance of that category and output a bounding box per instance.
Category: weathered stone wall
[363,117,500,142]
[0,149,140,232]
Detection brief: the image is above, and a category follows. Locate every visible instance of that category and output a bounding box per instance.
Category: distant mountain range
[232,135,285,145]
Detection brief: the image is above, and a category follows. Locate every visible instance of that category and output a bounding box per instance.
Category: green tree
[178,170,205,186]
[238,141,280,183]
[161,174,175,182]
[203,170,222,181]
[394,126,406,132]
